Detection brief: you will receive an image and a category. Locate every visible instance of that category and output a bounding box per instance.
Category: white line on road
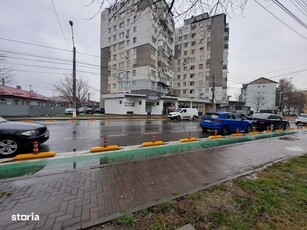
[108,134,128,137]
[64,137,88,140]
[144,132,159,135]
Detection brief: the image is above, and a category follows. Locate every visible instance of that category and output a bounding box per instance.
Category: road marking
[144,132,159,135]
[64,137,88,140]
[108,134,128,137]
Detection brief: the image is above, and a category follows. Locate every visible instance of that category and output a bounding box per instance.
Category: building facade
[240,77,277,113]
[100,0,176,114]
[173,13,229,106]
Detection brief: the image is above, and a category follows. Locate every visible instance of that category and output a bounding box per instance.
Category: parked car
[295,113,307,126]
[64,108,73,115]
[0,117,49,157]
[78,107,87,114]
[94,108,105,114]
[200,112,252,135]
[247,113,290,131]
[168,108,198,120]
[85,108,94,114]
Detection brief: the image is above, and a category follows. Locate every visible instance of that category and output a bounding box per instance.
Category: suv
[295,113,307,126]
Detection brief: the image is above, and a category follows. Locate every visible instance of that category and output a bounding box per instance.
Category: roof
[247,77,278,85]
[0,85,48,101]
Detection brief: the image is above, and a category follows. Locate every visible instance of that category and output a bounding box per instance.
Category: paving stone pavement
[0,132,306,230]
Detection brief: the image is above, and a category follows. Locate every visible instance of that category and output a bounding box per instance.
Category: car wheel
[284,122,290,130]
[269,124,275,131]
[202,127,208,132]
[221,126,229,136]
[0,137,20,157]
[245,125,252,133]
[192,116,197,121]
[176,116,181,121]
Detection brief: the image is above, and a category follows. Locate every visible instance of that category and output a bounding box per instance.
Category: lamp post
[69,20,77,118]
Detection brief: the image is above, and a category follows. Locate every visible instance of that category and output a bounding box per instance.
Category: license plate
[44,130,49,138]
[205,120,211,123]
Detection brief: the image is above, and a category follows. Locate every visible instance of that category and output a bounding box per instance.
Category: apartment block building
[100,0,177,114]
[173,13,229,106]
[240,77,277,113]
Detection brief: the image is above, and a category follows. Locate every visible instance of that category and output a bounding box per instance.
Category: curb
[13,152,56,161]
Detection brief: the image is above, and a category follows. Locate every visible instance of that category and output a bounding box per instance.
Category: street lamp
[69,20,77,118]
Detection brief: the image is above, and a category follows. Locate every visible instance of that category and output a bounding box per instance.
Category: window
[183,74,187,79]
[127,40,130,46]
[184,43,188,48]
[200,47,204,53]
[113,35,116,41]
[112,64,116,69]
[119,22,124,28]
[190,65,195,70]
[133,26,137,32]
[199,64,203,69]
[191,41,196,46]
[127,29,130,36]
[133,59,137,65]
[206,63,210,68]
[125,50,130,57]
[190,82,194,86]
[114,25,117,31]
[207,37,211,42]
[113,45,116,51]
[183,82,186,86]
[207,45,211,51]
[183,89,187,94]
[190,74,195,78]
[108,28,111,33]
[207,53,211,59]
[184,35,188,40]
[177,83,180,87]
[191,33,196,38]
[112,83,116,89]
[178,36,182,41]
[119,41,125,49]
[177,75,181,80]
[133,48,137,55]
[113,54,117,60]
[190,89,194,94]
[119,32,124,39]
[200,55,204,61]
[132,80,136,86]
[139,101,142,105]
[191,49,195,54]
[127,18,130,25]
[133,37,137,43]
[184,51,188,55]
[119,62,124,68]
[133,70,136,76]
[183,66,187,71]
[127,60,131,66]
[108,37,111,43]
[190,57,195,62]
[119,52,125,58]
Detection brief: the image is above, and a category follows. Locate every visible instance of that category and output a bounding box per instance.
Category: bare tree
[87,0,248,22]
[0,53,14,85]
[276,78,295,113]
[253,92,266,112]
[53,75,89,108]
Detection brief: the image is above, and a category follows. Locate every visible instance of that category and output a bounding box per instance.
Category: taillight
[215,119,221,123]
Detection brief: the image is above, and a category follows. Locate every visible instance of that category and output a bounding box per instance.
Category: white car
[168,108,199,120]
[64,108,73,115]
[295,113,307,126]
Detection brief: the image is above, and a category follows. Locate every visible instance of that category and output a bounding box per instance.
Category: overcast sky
[0,0,306,101]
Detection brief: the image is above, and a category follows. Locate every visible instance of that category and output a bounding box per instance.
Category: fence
[0,104,65,117]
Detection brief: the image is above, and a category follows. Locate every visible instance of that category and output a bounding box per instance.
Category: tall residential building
[173,13,229,106]
[100,0,175,102]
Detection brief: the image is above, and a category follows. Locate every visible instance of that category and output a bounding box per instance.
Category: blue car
[200,112,252,135]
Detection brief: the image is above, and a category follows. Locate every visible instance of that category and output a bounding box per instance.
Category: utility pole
[211,74,215,112]
[69,21,77,118]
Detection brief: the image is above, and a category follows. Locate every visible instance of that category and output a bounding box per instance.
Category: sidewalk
[0,132,306,230]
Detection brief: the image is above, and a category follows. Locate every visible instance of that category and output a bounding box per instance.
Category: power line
[0,36,100,58]
[255,0,307,41]
[50,0,70,50]
[290,0,307,17]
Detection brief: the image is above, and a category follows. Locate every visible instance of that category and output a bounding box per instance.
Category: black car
[247,113,290,131]
[0,117,49,157]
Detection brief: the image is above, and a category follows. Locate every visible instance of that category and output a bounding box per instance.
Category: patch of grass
[187,192,203,201]
[113,213,137,226]
[171,191,180,196]
[0,191,11,198]
[152,201,177,213]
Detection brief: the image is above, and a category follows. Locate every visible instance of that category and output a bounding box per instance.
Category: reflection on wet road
[39,119,209,153]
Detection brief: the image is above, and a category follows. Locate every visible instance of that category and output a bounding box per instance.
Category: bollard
[267,126,269,131]
[152,134,156,143]
[236,128,239,134]
[33,141,39,154]
[253,126,256,132]
[188,132,191,139]
[214,129,218,136]
[103,136,107,148]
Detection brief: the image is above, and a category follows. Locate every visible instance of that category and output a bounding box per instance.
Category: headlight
[21,130,39,136]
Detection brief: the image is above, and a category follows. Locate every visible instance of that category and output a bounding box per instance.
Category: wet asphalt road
[39,119,211,153]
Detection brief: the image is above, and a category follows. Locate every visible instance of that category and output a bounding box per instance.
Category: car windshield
[204,113,220,119]
[300,114,307,118]
[0,117,7,123]
[174,109,181,112]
